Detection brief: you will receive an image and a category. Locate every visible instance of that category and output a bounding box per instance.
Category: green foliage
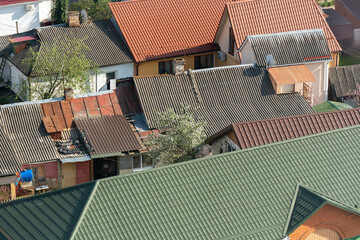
[20,36,97,100]
[317,0,335,7]
[144,106,207,165]
[69,0,112,20]
[52,0,69,24]
[339,55,360,66]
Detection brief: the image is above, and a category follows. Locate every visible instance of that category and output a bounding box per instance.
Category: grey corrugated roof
[0,35,11,57]
[243,29,332,66]
[329,64,360,99]
[37,20,133,67]
[0,124,19,176]
[323,8,352,27]
[0,104,61,165]
[74,115,142,156]
[134,65,315,136]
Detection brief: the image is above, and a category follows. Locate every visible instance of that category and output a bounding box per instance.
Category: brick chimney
[68,11,80,27]
[172,58,186,75]
[64,88,74,101]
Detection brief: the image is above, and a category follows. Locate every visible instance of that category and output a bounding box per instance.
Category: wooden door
[61,163,76,188]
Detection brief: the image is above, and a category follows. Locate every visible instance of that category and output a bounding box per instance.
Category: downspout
[324,62,329,102]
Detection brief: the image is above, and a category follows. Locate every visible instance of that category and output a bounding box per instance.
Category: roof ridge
[99,125,360,184]
[70,180,100,240]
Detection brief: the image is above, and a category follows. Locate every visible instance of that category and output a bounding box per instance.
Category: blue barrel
[20,170,33,182]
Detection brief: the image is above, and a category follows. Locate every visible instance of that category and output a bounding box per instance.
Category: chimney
[68,11,80,27]
[64,88,74,101]
[172,58,186,75]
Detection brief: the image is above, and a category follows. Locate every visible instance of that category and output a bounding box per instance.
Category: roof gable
[109,0,229,62]
[2,125,360,239]
[134,65,314,136]
[242,29,332,66]
[226,0,341,53]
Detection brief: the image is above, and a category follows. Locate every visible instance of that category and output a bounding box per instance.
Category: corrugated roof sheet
[329,64,360,99]
[134,65,314,136]
[245,29,332,66]
[215,107,360,149]
[1,125,360,239]
[0,124,19,176]
[74,115,142,156]
[0,35,11,57]
[109,0,229,62]
[0,104,61,165]
[227,0,341,53]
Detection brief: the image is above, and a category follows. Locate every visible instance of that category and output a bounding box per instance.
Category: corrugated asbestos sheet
[229,107,360,149]
[246,29,332,66]
[1,126,360,239]
[0,104,61,165]
[329,64,360,99]
[0,124,20,176]
[0,35,11,57]
[74,115,142,155]
[134,65,315,136]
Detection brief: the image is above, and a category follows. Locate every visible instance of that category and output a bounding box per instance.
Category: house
[109,0,238,76]
[328,64,360,103]
[134,64,315,137]
[2,17,134,100]
[235,29,333,105]
[335,0,360,47]
[323,8,353,47]
[215,0,342,68]
[0,0,52,36]
[206,107,360,154]
[1,126,360,239]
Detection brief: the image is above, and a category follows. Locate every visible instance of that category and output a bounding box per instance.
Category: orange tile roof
[226,0,341,53]
[109,0,230,62]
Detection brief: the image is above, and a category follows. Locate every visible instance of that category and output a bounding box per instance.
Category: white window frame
[132,155,153,172]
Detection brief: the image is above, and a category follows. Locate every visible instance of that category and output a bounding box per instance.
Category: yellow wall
[329,52,340,68]
[137,51,240,76]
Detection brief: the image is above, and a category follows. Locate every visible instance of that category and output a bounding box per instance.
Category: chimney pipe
[64,88,74,101]
[68,11,80,27]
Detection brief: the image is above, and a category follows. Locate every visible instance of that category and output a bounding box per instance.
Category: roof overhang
[268,65,316,85]
[0,175,17,185]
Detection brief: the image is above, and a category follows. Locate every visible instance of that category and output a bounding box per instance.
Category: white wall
[215,13,239,62]
[8,61,28,100]
[239,41,256,65]
[0,1,52,36]
[306,62,327,106]
[91,63,134,92]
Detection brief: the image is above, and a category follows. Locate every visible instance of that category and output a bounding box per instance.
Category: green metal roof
[2,126,360,239]
[346,236,360,240]
[313,101,353,112]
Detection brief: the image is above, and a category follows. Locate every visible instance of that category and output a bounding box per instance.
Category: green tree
[20,36,97,100]
[69,0,112,21]
[144,106,207,165]
[52,0,69,24]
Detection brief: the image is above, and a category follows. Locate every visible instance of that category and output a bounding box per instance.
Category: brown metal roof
[268,65,316,85]
[207,108,360,149]
[41,92,123,134]
[74,115,142,156]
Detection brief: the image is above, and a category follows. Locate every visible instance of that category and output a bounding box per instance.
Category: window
[133,155,153,171]
[106,72,116,90]
[194,54,214,70]
[158,61,172,74]
[226,142,236,153]
[229,27,235,55]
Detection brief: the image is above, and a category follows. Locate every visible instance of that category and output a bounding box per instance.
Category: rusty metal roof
[206,107,360,149]
[74,115,142,156]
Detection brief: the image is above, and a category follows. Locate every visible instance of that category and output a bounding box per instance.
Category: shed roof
[109,0,229,62]
[323,8,352,27]
[134,65,314,136]
[243,29,332,66]
[225,0,341,53]
[74,115,142,156]
[1,125,360,239]
[329,64,360,99]
[206,107,360,149]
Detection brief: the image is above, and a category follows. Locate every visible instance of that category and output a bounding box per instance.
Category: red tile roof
[0,0,37,6]
[226,0,341,53]
[207,108,360,149]
[41,92,123,134]
[109,0,230,62]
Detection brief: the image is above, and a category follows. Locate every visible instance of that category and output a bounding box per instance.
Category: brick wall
[335,0,360,29]
[289,204,360,239]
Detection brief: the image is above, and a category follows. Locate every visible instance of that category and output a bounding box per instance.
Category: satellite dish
[81,9,88,22]
[266,54,275,67]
